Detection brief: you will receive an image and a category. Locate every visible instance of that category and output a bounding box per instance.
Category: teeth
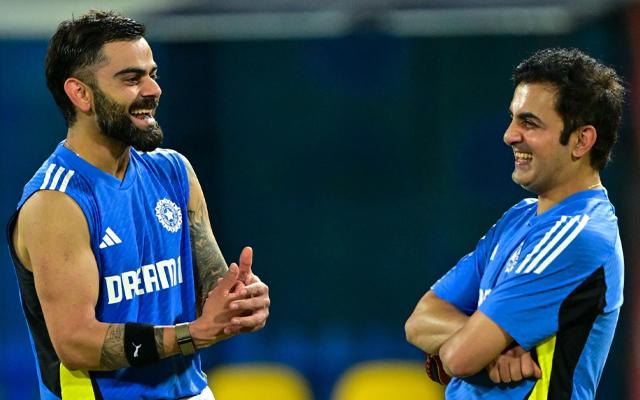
[130,109,153,115]
[515,151,532,160]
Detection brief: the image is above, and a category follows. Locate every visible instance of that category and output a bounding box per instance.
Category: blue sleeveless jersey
[432,189,624,399]
[9,142,207,399]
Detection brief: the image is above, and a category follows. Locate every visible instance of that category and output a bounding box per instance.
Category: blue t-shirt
[432,189,623,399]
[10,142,207,399]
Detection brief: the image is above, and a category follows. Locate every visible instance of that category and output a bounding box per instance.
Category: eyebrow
[113,65,158,78]
[510,110,545,126]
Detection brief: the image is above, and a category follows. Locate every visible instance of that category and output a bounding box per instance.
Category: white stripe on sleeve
[515,216,567,274]
[58,170,75,193]
[523,215,581,274]
[40,163,57,190]
[533,215,590,274]
[48,166,65,190]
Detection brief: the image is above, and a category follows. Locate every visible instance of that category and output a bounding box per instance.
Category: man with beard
[405,48,624,399]
[7,10,270,400]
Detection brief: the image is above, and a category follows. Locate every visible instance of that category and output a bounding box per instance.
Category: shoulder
[506,198,537,215]
[18,190,91,255]
[581,195,619,242]
[135,148,191,177]
[492,198,537,231]
[137,147,185,166]
[19,154,93,209]
[21,189,87,221]
[15,147,102,247]
[547,193,619,254]
[526,213,598,251]
[134,147,190,178]
[515,212,614,276]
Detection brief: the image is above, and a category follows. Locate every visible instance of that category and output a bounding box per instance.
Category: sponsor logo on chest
[105,257,183,304]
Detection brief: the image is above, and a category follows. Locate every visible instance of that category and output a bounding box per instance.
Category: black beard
[92,86,163,152]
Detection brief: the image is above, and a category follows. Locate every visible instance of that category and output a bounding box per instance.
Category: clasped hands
[485,345,541,384]
[427,345,541,385]
[190,247,270,348]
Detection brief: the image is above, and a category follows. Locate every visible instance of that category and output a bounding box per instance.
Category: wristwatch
[175,322,196,356]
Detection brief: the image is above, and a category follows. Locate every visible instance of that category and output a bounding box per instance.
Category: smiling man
[405,48,625,399]
[7,11,270,400]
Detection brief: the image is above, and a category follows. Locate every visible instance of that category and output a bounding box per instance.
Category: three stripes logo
[99,227,123,249]
[40,163,75,193]
[515,214,590,275]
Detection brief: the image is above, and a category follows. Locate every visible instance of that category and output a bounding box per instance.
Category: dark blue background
[0,10,635,400]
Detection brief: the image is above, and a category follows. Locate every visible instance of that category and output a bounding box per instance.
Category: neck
[66,120,130,180]
[536,172,601,215]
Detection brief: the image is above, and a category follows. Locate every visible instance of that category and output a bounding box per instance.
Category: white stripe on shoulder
[48,166,65,190]
[40,163,57,189]
[523,215,581,274]
[533,215,589,274]
[58,170,75,193]
[515,216,568,274]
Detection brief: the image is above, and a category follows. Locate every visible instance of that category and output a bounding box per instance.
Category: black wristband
[124,323,160,367]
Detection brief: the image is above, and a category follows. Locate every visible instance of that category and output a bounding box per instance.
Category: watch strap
[175,322,196,356]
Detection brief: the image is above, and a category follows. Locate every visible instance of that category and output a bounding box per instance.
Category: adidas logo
[99,227,122,249]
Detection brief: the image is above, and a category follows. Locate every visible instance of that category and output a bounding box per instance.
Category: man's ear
[572,125,597,159]
[63,77,93,114]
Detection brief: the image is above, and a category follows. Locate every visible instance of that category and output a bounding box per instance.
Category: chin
[512,176,536,194]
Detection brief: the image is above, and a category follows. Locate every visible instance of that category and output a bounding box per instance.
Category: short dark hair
[512,48,625,171]
[45,10,145,126]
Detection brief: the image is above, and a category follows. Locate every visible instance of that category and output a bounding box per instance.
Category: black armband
[124,323,160,367]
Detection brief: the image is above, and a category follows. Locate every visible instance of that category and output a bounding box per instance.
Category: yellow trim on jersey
[60,364,95,399]
[528,335,557,399]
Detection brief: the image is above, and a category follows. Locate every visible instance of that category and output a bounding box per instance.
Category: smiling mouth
[514,151,532,161]
[130,109,155,120]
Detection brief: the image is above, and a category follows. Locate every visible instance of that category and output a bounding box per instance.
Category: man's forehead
[511,82,558,111]
[98,38,155,70]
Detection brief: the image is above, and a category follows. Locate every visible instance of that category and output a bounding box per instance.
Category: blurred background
[1,0,639,399]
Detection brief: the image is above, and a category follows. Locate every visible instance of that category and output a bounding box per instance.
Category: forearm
[59,322,182,371]
[190,223,227,312]
[98,323,185,370]
[70,274,245,371]
[405,291,469,354]
[437,311,513,377]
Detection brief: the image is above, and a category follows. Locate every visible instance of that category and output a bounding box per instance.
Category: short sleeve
[17,160,100,249]
[431,224,497,315]
[479,214,613,349]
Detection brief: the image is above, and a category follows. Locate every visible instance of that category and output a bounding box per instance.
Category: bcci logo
[504,241,524,273]
[155,198,182,233]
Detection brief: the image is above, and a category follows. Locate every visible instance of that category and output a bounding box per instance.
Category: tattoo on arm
[100,324,129,370]
[181,156,228,311]
[99,325,168,370]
